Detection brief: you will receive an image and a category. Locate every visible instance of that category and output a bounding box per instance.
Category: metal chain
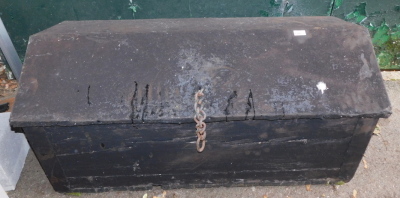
[194,89,207,152]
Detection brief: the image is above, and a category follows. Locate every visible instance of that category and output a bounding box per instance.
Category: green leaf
[372,22,390,46]
[345,2,367,24]
[334,0,343,10]
[66,192,81,196]
[128,5,137,13]
[335,181,346,185]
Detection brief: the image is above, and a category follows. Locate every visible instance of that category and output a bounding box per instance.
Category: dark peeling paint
[87,85,91,106]
[328,0,344,16]
[224,91,237,117]
[245,89,255,120]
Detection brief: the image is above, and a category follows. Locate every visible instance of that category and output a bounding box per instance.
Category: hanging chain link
[194,89,207,152]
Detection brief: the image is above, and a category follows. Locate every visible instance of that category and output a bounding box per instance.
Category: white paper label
[293,30,306,36]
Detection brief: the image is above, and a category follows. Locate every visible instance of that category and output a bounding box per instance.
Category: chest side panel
[24,118,359,191]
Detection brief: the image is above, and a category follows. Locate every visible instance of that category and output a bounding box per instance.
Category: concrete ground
[6,77,400,198]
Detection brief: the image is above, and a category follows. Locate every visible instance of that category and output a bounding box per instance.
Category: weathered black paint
[10,17,391,192]
[24,118,372,192]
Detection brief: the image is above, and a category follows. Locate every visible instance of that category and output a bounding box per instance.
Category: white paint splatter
[316,81,328,94]
[293,30,306,36]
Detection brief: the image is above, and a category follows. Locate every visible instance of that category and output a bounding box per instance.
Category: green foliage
[259,10,269,17]
[372,21,390,46]
[66,192,81,196]
[343,2,400,70]
[379,38,400,69]
[377,52,394,69]
[328,0,344,16]
[128,2,141,18]
[370,21,400,69]
[345,2,367,23]
[333,0,343,10]
[335,181,346,185]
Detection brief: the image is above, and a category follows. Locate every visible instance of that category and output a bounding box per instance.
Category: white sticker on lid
[316,81,328,94]
[293,30,307,36]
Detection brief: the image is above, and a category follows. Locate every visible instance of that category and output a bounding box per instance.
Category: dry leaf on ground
[352,189,357,198]
[306,184,311,191]
[373,125,381,136]
[362,158,368,169]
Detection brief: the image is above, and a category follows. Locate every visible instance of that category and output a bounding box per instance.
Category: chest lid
[10,17,391,127]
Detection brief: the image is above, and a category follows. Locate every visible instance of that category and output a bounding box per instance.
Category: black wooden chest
[10,17,391,192]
